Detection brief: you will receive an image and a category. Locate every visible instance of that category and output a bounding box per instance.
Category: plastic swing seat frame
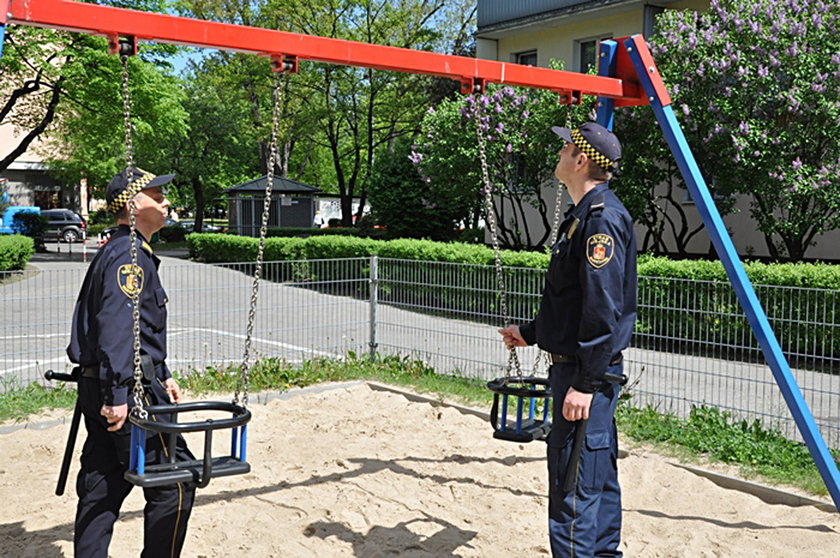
[487,376,552,443]
[126,400,252,488]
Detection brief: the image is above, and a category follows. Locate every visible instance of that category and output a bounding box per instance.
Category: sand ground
[1,382,837,557]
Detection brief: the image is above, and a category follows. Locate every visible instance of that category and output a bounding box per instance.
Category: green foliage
[622,0,840,260]
[10,212,47,238]
[45,34,188,196]
[0,379,77,422]
[158,225,186,243]
[266,227,367,238]
[0,235,35,271]
[368,137,463,241]
[413,76,593,249]
[617,403,838,493]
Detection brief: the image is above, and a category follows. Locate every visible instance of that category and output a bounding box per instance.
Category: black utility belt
[78,355,161,382]
[79,365,99,378]
[549,352,623,366]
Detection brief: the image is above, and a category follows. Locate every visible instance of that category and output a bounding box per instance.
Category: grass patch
[3,354,837,498]
[0,378,78,422]
[616,403,839,496]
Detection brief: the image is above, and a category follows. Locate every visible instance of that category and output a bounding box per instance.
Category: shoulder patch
[117,264,144,298]
[586,233,614,268]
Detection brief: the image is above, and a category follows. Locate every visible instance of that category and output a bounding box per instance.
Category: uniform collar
[113,225,154,255]
[568,182,609,219]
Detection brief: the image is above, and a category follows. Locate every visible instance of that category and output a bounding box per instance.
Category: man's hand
[100,404,128,432]
[164,378,183,404]
[562,387,593,422]
[498,325,527,350]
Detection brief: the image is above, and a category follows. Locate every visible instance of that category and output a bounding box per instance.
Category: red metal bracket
[107,34,137,56]
[618,35,670,107]
[557,90,583,105]
[459,77,485,95]
[270,54,298,74]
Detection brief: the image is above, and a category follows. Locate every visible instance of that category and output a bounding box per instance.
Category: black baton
[562,371,627,493]
[45,369,80,496]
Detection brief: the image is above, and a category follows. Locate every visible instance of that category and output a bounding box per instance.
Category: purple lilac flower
[792,157,803,170]
[757,65,769,78]
[408,151,423,164]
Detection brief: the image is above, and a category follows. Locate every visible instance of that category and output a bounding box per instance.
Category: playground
[1,382,837,557]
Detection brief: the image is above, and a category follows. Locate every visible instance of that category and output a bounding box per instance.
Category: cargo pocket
[580,430,611,491]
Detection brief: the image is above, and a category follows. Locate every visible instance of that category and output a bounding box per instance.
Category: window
[575,35,612,73]
[644,5,666,38]
[514,50,537,66]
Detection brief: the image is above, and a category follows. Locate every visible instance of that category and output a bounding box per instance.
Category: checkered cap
[106,168,174,213]
[551,122,622,172]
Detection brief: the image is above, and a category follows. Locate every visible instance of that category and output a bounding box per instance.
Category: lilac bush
[618,0,839,260]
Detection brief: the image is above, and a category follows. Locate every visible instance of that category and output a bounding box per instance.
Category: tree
[367,136,462,240]
[163,66,259,230]
[0,26,71,172]
[412,82,592,249]
[618,0,840,260]
[44,36,188,203]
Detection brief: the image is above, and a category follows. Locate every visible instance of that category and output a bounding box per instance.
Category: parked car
[178,220,224,233]
[41,208,86,242]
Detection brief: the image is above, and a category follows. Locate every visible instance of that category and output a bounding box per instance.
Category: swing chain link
[473,87,521,378]
[120,53,147,420]
[235,73,283,408]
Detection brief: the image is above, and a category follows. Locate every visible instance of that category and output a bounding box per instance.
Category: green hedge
[0,235,35,271]
[188,234,840,367]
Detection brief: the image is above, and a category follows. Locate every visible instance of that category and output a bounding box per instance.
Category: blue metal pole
[596,40,618,130]
[0,25,6,58]
[623,34,840,511]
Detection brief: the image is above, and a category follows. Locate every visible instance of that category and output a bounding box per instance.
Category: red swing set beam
[2,0,648,105]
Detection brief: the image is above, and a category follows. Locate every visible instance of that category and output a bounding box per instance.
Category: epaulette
[588,192,606,215]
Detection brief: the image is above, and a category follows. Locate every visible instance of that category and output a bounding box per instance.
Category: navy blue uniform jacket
[519,183,637,392]
[67,225,171,406]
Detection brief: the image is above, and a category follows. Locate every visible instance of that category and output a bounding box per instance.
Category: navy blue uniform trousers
[547,361,622,558]
[74,377,195,558]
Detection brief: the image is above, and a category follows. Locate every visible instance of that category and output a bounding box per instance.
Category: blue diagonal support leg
[623,34,840,511]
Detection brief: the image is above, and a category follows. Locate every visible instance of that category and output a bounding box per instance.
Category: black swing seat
[487,375,552,443]
[125,400,251,489]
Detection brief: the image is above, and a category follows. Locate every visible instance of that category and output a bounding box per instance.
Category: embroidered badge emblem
[586,234,614,268]
[117,264,144,298]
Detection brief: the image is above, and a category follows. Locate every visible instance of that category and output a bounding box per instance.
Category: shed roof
[225,174,322,194]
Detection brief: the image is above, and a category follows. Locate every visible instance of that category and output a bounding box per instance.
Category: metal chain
[473,88,521,377]
[121,53,147,419]
[533,106,575,375]
[235,73,283,407]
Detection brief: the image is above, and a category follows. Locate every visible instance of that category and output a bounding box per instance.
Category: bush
[0,235,35,271]
[159,225,186,243]
[11,212,47,238]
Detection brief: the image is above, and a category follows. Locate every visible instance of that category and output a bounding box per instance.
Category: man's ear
[574,152,588,172]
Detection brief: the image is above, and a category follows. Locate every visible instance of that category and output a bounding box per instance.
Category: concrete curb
[3,380,835,513]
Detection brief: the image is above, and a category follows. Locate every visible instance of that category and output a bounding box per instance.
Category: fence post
[369,254,378,360]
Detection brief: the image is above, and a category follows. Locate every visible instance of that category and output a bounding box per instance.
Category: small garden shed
[225,175,322,236]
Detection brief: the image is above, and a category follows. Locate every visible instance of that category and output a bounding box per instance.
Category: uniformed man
[499,122,637,557]
[67,168,196,558]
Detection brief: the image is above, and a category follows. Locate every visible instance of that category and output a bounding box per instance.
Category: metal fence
[1,255,838,448]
